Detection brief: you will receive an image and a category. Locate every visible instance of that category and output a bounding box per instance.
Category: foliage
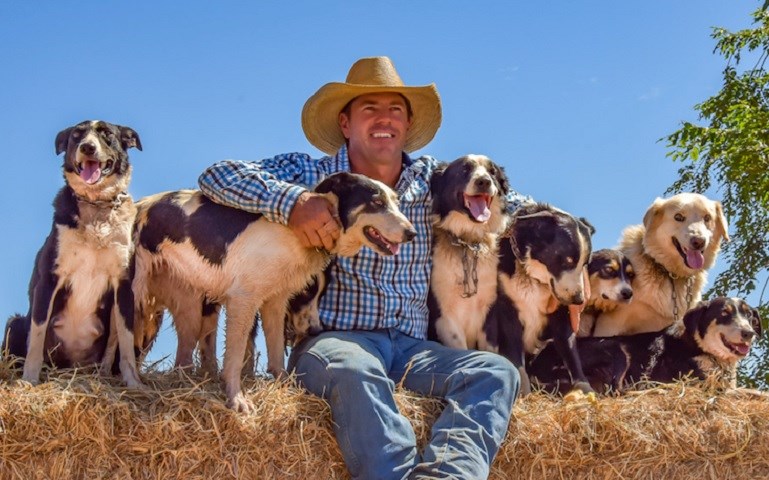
[665,8,769,389]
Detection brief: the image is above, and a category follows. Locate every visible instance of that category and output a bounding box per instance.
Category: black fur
[528,297,762,393]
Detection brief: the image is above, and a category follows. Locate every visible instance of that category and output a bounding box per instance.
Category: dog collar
[78,191,130,210]
[449,235,484,298]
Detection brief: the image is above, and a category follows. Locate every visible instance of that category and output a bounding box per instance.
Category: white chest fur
[498,270,551,354]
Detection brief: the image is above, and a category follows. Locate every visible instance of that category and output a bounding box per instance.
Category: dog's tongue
[465,195,491,222]
[388,242,401,255]
[734,343,750,356]
[686,249,705,270]
[568,304,581,334]
[80,160,102,184]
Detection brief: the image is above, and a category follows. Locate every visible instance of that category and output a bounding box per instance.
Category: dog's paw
[226,392,255,414]
[19,375,41,386]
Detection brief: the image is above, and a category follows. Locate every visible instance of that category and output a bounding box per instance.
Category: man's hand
[288,192,341,251]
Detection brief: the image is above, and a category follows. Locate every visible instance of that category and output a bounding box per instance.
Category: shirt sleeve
[198,153,325,224]
[506,188,535,214]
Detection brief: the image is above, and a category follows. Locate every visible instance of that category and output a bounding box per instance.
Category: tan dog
[591,193,729,337]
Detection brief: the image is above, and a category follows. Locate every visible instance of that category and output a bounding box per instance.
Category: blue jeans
[288,328,520,480]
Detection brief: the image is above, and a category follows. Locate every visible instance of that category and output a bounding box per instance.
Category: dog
[528,297,762,394]
[427,154,510,350]
[2,120,143,388]
[485,203,595,395]
[132,172,416,412]
[577,249,635,337]
[591,193,729,337]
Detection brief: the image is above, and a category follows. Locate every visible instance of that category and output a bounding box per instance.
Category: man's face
[339,92,412,165]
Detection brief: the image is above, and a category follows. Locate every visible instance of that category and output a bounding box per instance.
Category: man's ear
[339,111,351,140]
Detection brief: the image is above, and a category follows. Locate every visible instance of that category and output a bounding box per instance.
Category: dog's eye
[601,266,615,276]
[72,131,81,139]
[565,257,575,266]
[626,270,636,279]
[704,214,712,222]
[674,213,685,222]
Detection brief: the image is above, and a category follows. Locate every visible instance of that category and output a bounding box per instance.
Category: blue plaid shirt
[198,145,528,339]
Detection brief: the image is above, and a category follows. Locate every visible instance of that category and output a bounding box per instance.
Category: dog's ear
[55,127,73,155]
[748,305,763,338]
[642,197,664,230]
[492,163,510,197]
[713,200,730,244]
[682,299,710,337]
[314,172,351,195]
[119,126,143,152]
[430,162,448,198]
[578,217,596,236]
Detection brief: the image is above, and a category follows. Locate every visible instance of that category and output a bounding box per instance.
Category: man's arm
[198,153,340,249]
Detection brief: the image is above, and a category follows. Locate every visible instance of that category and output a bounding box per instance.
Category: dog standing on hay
[132,172,416,412]
[589,193,729,337]
[3,120,143,388]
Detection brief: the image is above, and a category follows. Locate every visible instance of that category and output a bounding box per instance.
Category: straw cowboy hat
[302,56,442,155]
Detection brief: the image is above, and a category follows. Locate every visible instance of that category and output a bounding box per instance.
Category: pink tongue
[80,161,102,184]
[388,242,401,255]
[686,249,705,269]
[466,196,491,222]
[735,343,750,356]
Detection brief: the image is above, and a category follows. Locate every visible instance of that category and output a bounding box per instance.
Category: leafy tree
[665,7,769,389]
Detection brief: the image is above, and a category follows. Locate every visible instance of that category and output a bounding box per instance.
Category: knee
[466,352,521,402]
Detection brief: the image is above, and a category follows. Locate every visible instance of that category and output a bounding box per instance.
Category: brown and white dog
[529,297,762,393]
[486,203,595,395]
[3,120,143,388]
[427,155,510,350]
[591,193,729,337]
[577,249,635,337]
[132,172,416,412]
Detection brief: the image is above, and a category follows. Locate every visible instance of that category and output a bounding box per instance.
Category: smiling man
[198,56,528,480]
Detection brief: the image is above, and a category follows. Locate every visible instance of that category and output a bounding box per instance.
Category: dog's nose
[570,293,585,305]
[474,177,491,190]
[79,142,96,155]
[690,236,706,250]
[620,288,633,300]
[741,329,757,342]
[403,228,417,242]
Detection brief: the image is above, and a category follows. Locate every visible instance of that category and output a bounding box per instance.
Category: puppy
[427,154,510,350]
[132,172,416,412]
[3,120,143,388]
[592,193,729,336]
[529,297,762,393]
[486,203,595,395]
[577,249,635,337]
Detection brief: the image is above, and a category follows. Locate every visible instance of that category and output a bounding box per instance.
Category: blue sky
[0,1,761,369]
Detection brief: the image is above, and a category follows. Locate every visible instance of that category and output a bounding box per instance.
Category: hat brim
[302,82,442,155]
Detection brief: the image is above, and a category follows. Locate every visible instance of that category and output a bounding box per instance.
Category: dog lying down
[528,297,762,394]
[132,172,416,412]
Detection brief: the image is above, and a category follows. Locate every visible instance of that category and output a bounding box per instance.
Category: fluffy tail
[3,314,29,361]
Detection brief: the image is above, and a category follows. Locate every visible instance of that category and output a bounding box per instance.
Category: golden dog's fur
[591,193,729,337]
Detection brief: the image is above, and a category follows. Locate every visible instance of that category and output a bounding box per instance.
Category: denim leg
[390,334,520,480]
[288,330,419,480]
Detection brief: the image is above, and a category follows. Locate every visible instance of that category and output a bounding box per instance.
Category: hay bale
[0,361,768,479]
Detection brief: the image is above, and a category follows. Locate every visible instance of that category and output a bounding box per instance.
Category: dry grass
[0,361,768,480]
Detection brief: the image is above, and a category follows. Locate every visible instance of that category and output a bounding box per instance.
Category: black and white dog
[132,172,416,412]
[427,155,510,350]
[3,120,143,388]
[486,203,595,395]
[528,297,762,393]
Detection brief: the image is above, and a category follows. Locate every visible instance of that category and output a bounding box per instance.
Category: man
[199,56,525,479]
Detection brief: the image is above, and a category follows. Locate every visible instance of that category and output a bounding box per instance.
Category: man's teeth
[372,133,393,138]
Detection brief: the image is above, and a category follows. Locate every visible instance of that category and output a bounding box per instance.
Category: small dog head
[642,193,729,277]
[430,154,510,240]
[55,120,142,201]
[684,297,762,363]
[285,273,326,344]
[509,203,595,306]
[314,172,417,257]
[587,248,635,312]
